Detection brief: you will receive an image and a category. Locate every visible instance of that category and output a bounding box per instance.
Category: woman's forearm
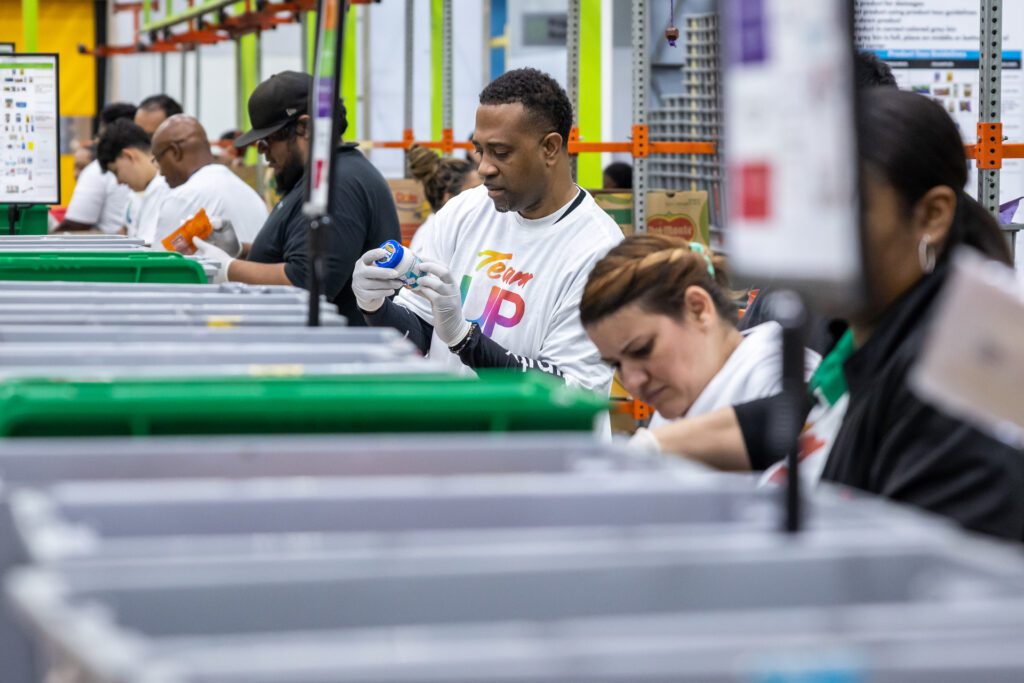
[648,406,752,471]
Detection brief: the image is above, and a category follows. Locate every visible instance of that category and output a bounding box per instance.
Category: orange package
[162,208,212,255]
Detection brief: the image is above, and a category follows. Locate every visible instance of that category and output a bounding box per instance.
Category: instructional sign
[0,54,60,206]
[854,0,1024,204]
[722,0,862,312]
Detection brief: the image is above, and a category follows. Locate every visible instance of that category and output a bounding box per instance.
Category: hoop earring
[918,234,936,274]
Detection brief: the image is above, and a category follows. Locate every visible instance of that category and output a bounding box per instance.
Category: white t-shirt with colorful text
[395,184,622,394]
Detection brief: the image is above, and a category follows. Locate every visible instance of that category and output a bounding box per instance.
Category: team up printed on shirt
[460,249,534,336]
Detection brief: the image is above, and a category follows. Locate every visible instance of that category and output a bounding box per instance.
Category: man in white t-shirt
[95,119,170,244]
[352,68,623,395]
[56,102,137,234]
[151,115,268,246]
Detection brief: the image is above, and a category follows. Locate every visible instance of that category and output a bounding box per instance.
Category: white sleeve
[97,182,132,234]
[63,162,106,224]
[409,213,435,253]
[536,263,613,394]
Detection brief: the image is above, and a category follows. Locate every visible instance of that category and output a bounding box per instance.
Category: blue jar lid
[375,240,405,269]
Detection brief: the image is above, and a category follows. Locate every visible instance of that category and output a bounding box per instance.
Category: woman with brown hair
[633,89,1024,541]
[581,235,819,429]
[406,143,481,251]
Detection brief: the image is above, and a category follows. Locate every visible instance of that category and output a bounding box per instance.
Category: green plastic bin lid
[0,372,609,437]
[0,251,207,284]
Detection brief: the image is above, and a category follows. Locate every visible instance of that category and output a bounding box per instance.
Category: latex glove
[415,260,472,347]
[352,248,405,313]
[192,236,233,284]
[628,427,663,456]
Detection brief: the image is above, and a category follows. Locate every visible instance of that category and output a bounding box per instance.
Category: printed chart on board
[855,0,1024,204]
[0,54,60,206]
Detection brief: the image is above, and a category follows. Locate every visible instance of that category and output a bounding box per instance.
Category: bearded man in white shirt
[353,68,623,397]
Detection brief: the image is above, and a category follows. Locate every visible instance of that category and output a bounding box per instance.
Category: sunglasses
[256,122,299,153]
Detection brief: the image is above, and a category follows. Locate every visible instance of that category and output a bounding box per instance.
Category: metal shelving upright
[648,12,724,234]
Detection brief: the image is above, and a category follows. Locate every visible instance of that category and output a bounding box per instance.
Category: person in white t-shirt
[579,235,819,446]
[56,102,137,234]
[352,68,623,395]
[95,119,170,244]
[151,115,268,246]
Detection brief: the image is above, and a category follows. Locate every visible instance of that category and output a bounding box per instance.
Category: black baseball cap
[235,71,311,148]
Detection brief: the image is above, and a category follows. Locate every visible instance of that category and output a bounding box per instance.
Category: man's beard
[274,157,305,195]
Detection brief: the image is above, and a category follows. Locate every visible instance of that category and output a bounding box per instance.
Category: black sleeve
[735,393,817,471]
[362,297,435,354]
[281,191,361,303]
[452,324,566,381]
[282,156,401,304]
[869,395,1024,541]
[734,395,784,471]
[279,212,311,289]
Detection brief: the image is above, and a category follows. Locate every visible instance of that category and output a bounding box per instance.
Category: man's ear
[296,114,311,139]
[541,132,563,165]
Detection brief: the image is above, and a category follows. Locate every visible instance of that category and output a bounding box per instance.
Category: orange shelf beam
[567,126,715,157]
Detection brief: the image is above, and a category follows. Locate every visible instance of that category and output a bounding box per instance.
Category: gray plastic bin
[0,433,636,487]
[7,474,938,554]
[0,360,435,380]
[0,342,419,368]
[0,325,399,345]
[0,244,147,251]
[0,312,348,326]
[0,302,337,316]
[8,533,1024,682]
[0,290,317,306]
[0,280,307,294]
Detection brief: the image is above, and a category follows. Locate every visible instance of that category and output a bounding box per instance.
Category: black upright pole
[766,290,808,533]
[8,204,19,236]
[307,215,327,326]
[94,0,108,117]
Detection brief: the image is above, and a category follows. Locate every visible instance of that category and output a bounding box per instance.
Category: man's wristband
[448,322,478,354]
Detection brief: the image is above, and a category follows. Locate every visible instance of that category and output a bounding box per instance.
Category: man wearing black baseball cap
[193,71,400,325]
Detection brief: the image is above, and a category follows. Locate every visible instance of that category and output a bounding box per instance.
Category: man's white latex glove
[415,260,472,347]
[353,248,404,313]
[192,236,233,284]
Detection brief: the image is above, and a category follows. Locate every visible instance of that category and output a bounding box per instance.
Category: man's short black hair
[603,161,633,189]
[479,68,573,148]
[855,51,898,89]
[138,94,183,117]
[96,119,152,173]
[99,102,138,127]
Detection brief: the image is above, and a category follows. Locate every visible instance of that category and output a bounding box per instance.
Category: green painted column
[21,0,39,52]
[236,4,260,164]
[577,0,602,189]
[304,11,317,74]
[342,4,357,141]
[431,0,443,146]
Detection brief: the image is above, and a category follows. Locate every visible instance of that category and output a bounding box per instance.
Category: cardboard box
[592,190,709,245]
[591,191,633,235]
[647,190,710,244]
[387,178,432,245]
